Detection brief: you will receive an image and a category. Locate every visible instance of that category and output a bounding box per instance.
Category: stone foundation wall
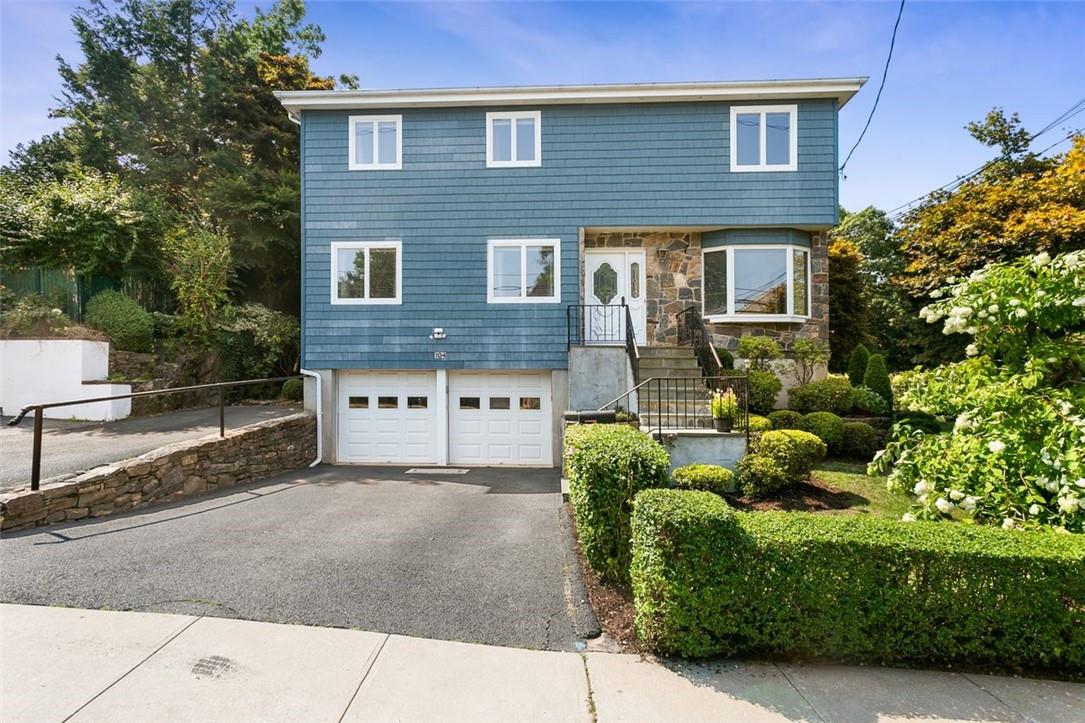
[583,230,830,352]
[0,413,316,533]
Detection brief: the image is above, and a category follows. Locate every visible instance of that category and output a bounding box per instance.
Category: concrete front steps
[636,345,715,429]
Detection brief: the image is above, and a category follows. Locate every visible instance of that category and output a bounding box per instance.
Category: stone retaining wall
[0,413,316,533]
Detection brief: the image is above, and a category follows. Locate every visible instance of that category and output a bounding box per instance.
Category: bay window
[702,245,810,321]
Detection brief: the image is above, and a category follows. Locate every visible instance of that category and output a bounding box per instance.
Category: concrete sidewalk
[2,605,1082,723]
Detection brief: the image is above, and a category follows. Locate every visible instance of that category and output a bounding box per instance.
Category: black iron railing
[676,305,724,378]
[6,376,301,491]
[624,303,640,382]
[567,301,628,347]
[597,374,750,443]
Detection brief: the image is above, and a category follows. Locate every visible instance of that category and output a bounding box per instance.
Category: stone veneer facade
[583,230,830,353]
[0,413,316,533]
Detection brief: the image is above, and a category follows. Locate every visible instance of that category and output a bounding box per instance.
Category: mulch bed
[565,504,642,653]
[725,477,868,513]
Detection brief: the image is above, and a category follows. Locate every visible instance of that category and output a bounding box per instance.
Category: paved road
[0,405,298,492]
[0,466,599,651]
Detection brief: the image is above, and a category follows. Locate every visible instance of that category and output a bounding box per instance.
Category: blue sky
[1,0,1082,212]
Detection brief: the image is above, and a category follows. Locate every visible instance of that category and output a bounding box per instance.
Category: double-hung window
[349,115,402,170]
[730,105,797,172]
[331,241,402,304]
[486,111,541,167]
[487,239,560,303]
[703,245,809,321]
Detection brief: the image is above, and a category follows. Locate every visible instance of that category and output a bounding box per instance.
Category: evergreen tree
[862,354,893,412]
[846,344,870,388]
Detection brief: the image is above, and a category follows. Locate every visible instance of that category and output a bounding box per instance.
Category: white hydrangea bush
[872,250,1085,533]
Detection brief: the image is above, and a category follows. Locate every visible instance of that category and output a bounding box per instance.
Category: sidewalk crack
[62,614,203,722]
[580,653,598,723]
[337,633,390,723]
[773,663,827,723]
[961,672,1033,722]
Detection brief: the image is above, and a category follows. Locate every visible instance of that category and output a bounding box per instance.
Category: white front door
[584,251,647,345]
[448,372,552,466]
[338,371,437,463]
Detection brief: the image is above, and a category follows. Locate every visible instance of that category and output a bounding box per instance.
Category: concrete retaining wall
[661,431,748,472]
[0,413,316,533]
[0,339,131,420]
[568,346,636,412]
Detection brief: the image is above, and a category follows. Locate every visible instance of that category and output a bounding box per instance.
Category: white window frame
[487,238,561,304]
[702,244,810,322]
[330,240,403,305]
[486,110,542,168]
[729,105,798,173]
[348,115,403,170]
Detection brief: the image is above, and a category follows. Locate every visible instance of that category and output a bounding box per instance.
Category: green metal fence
[0,267,116,321]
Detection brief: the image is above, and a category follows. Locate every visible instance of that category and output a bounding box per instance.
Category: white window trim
[702,244,810,322]
[729,104,798,173]
[348,115,403,170]
[330,240,403,305]
[487,238,561,304]
[486,110,542,168]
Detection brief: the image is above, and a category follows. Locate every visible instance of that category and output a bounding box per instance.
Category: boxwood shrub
[747,370,782,414]
[800,411,846,454]
[736,454,791,497]
[564,423,670,583]
[85,290,154,352]
[788,376,854,415]
[746,414,772,432]
[841,421,878,460]
[672,464,735,495]
[767,409,802,430]
[738,429,825,497]
[631,488,1085,673]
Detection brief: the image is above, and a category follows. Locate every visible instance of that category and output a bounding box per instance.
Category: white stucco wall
[0,339,131,421]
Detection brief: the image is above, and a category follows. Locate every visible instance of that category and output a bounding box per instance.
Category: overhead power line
[839,0,906,176]
[885,97,1085,220]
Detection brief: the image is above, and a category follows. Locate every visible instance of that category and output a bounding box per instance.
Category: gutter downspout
[300,368,322,467]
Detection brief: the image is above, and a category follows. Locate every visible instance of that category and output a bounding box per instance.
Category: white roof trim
[275,77,867,118]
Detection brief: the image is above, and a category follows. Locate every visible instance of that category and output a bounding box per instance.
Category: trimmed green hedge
[565,423,670,583]
[631,488,1085,673]
[788,376,854,415]
[841,421,878,460]
[800,412,846,453]
[747,370,782,414]
[767,409,802,430]
[673,464,734,495]
[746,414,772,432]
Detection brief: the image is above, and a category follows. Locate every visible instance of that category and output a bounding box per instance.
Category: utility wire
[839,0,906,176]
[884,97,1085,220]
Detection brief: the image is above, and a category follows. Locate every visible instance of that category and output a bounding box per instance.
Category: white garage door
[338,371,437,464]
[449,372,552,466]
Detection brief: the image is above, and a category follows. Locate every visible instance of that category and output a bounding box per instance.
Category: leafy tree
[164,219,234,340]
[791,338,829,386]
[0,167,166,283]
[26,0,351,311]
[897,114,1085,295]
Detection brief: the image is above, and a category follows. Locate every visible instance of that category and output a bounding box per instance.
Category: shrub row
[564,423,670,583]
[631,488,1085,673]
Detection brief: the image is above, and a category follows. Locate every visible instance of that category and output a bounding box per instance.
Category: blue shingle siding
[301,100,839,369]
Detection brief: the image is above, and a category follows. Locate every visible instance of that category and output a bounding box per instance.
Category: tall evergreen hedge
[565,424,670,583]
[846,343,870,387]
[862,353,893,411]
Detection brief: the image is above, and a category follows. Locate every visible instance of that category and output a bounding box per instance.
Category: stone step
[637,345,697,358]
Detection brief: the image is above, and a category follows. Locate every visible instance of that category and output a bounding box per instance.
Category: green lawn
[811,461,913,519]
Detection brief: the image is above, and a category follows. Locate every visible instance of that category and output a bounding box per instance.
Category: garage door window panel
[519,397,541,411]
[460,397,481,410]
[407,396,428,409]
[348,396,368,409]
[378,396,398,409]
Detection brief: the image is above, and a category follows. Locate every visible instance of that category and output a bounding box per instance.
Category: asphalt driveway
[0,405,298,492]
[0,466,599,651]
